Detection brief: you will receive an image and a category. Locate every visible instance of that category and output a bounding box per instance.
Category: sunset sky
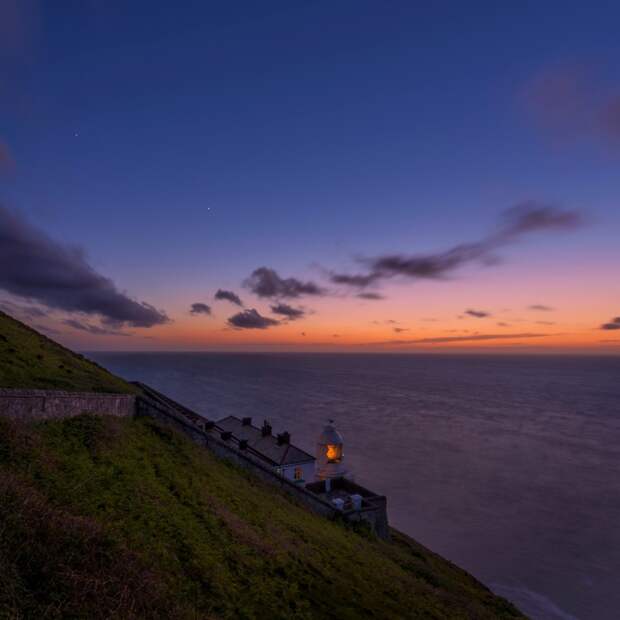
[1,1,619,352]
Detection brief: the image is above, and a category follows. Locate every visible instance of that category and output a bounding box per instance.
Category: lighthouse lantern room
[315,420,348,480]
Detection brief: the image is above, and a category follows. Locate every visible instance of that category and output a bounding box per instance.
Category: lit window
[294,467,303,481]
[326,444,342,463]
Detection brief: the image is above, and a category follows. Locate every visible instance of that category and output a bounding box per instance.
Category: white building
[216,416,315,484]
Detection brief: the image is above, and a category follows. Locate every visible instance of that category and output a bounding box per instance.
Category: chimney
[261,420,272,437]
[242,416,252,426]
[276,431,290,446]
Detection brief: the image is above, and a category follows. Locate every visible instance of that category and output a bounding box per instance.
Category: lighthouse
[315,420,348,480]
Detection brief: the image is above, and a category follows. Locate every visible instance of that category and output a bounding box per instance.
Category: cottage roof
[216,415,315,466]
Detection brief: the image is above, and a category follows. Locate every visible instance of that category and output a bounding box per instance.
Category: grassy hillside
[0,413,524,619]
[0,310,135,393]
[0,313,524,618]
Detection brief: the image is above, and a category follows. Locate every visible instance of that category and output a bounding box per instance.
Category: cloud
[385,332,549,345]
[270,303,305,320]
[522,65,620,146]
[393,327,409,333]
[535,320,555,326]
[356,292,384,300]
[465,309,490,318]
[214,289,243,306]
[0,206,169,327]
[62,318,129,336]
[244,267,325,299]
[0,299,47,320]
[32,324,62,336]
[330,202,582,289]
[331,272,381,288]
[600,316,620,330]
[529,304,554,311]
[497,322,510,327]
[190,303,212,315]
[227,308,279,329]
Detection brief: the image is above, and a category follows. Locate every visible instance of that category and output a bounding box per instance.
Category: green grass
[0,413,525,619]
[0,310,136,393]
[0,312,524,618]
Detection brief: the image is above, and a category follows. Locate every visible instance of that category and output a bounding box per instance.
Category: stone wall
[0,388,136,421]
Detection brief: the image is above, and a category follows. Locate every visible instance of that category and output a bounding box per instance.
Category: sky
[1,0,619,352]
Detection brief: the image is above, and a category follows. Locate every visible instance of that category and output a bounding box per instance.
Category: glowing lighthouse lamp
[315,420,348,481]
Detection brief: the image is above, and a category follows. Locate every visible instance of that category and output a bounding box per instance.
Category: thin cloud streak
[465,309,490,318]
[330,202,582,289]
[380,332,550,345]
[62,318,130,336]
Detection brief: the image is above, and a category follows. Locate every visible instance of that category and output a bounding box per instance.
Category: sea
[90,352,620,620]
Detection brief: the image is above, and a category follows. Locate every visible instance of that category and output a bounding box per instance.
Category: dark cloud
[393,327,409,333]
[190,303,211,315]
[385,333,549,345]
[227,308,279,329]
[270,303,305,320]
[331,272,381,288]
[465,309,490,318]
[529,304,554,311]
[214,289,243,307]
[356,292,384,300]
[600,316,620,330]
[62,318,129,336]
[330,202,582,289]
[0,206,169,327]
[244,267,325,299]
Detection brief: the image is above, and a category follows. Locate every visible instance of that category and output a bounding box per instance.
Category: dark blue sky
[1,1,619,350]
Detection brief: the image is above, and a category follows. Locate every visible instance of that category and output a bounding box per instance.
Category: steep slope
[0,310,135,393]
[0,413,524,619]
[0,313,525,618]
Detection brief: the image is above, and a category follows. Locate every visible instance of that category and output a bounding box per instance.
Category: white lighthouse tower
[315,420,348,480]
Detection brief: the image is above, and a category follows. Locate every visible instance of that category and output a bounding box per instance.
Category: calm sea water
[91,353,620,620]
